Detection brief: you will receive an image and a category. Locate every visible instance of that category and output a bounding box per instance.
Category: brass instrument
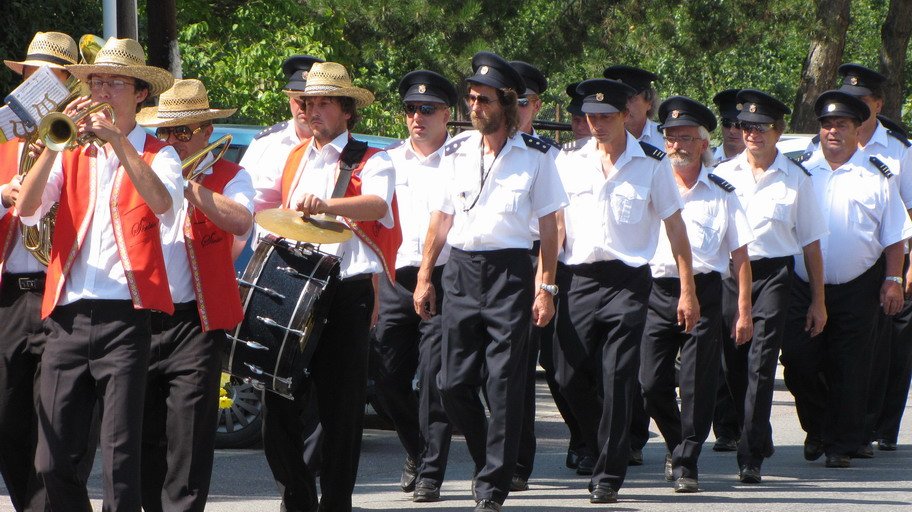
[37,103,115,151]
[181,134,232,181]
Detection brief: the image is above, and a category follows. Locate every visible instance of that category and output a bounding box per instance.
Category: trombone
[182,134,233,182]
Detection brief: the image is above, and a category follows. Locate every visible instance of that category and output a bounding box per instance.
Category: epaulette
[711,155,734,168]
[707,173,735,192]
[521,133,550,154]
[254,120,288,140]
[444,138,466,156]
[384,139,406,151]
[811,134,820,145]
[870,156,894,178]
[788,157,812,176]
[887,129,912,148]
[639,141,666,160]
[538,135,561,150]
[562,138,587,152]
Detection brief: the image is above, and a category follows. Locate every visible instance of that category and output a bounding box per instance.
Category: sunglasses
[721,118,740,129]
[517,95,538,108]
[155,125,205,142]
[404,104,442,116]
[739,122,776,134]
[465,93,495,106]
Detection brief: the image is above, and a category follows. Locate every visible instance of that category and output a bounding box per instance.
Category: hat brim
[284,86,374,108]
[66,63,174,97]
[659,118,701,130]
[466,75,509,92]
[137,106,237,127]
[581,103,621,114]
[401,91,448,104]
[838,84,874,97]
[283,79,307,92]
[4,59,72,75]
[736,111,776,124]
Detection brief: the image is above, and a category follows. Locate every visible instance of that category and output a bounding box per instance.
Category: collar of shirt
[575,131,647,176]
[405,134,450,165]
[731,149,791,177]
[303,130,349,163]
[805,147,869,175]
[283,118,302,143]
[97,123,147,168]
[865,121,889,150]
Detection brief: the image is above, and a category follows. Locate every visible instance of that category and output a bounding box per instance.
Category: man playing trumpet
[16,37,180,511]
[137,78,253,512]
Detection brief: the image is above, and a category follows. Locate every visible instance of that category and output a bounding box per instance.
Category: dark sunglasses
[404,104,442,116]
[465,93,495,106]
[721,118,740,129]
[155,125,205,142]
[739,122,776,134]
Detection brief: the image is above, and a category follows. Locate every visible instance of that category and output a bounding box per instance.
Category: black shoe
[739,465,762,484]
[878,439,897,451]
[628,448,643,466]
[413,480,440,502]
[674,477,699,493]
[664,453,673,482]
[510,475,529,492]
[400,456,418,492]
[803,436,824,461]
[852,443,874,459]
[589,483,618,504]
[713,437,738,452]
[566,449,580,469]
[825,454,851,468]
[474,499,501,511]
[575,455,595,476]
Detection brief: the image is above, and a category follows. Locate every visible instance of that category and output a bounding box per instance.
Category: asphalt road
[3,367,911,511]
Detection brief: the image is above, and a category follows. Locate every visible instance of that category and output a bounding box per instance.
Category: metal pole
[103,0,117,39]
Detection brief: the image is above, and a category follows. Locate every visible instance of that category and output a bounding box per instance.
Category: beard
[668,150,696,167]
[471,109,504,135]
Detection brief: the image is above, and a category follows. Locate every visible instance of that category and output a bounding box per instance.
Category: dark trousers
[721,256,793,468]
[438,248,532,504]
[640,273,722,480]
[628,386,652,452]
[0,274,44,512]
[141,304,222,512]
[781,259,883,457]
[35,299,151,512]
[555,260,652,491]
[262,278,373,512]
[712,370,741,442]
[373,265,452,486]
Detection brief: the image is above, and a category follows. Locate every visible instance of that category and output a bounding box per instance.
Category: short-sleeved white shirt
[557,132,683,267]
[637,119,664,149]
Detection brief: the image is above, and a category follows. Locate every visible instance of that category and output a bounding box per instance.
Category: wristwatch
[885,276,903,285]
[539,283,559,296]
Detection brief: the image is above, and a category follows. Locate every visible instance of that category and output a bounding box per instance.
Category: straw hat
[66,38,174,96]
[137,79,236,127]
[4,31,78,75]
[285,61,374,108]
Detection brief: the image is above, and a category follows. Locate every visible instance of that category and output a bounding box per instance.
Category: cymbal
[255,208,352,244]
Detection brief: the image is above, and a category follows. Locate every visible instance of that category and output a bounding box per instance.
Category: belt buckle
[18,277,37,291]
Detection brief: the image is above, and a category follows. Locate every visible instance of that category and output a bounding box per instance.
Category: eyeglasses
[87,78,135,91]
[740,122,776,134]
[721,118,740,129]
[155,125,205,142]
[404,104,442,116]
[663,135,698,144]
[465,93,495,106]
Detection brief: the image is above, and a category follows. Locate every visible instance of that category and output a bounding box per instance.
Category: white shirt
[433,130,567,251]
[526,129,560,239]
[794,149,912,284]
[245,120,303,212]
[22,124,183,304]
[650,166,754,278]
[637,119,664,149]
[256,131,395,279]
[714,151,828,260]
[557,132,683,267]
[160,152,255,303]
[711,145,741,167]
[386,136,451,268]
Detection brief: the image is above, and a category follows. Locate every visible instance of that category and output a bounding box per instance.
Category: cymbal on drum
[255,208,353,244]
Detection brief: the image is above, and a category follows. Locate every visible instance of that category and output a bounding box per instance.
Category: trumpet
[37,102,115,152]
[181,134,233,181]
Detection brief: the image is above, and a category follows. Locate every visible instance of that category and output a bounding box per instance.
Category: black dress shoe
[474,499,501,511]
[628,448,643,466]
[664,453,673,482]
[589,483,618,504]
[852,443,874,459]
[510,475,529,492]
[825,454,851,468]
[878,439,897,451]
[713,437,738,452]
[575,455,596,476]
[413,480,440,502]
[566,449,580,469]
[803,436,824,461]
[674,477,699,493]
[739,465,762,484]
[400,456,418,492]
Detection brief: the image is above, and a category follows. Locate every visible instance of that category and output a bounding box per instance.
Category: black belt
[2,272,46,292]
[342,273,373,283]
[172,301,197,312]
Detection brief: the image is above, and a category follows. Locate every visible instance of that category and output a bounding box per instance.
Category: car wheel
[215,373,263,449]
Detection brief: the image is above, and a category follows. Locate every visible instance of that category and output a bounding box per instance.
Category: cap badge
[300,71,309,80]
[418,84,426,94]
[595,92,604,102]
[748,104,757,113]
[480,66,489,75]
[850,76,859,85]
[736,103,743,111]
[671,110,680,119]
[827,103,837,112]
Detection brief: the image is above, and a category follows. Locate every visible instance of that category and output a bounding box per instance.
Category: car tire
[215,373,263,449]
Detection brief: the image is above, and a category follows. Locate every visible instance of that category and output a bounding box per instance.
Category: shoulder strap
[639,141,666,160]
[333,139,370,199]
[788,157,812,176]
[870,156,894,178]
[707,173,735,192]
[521,133,549,153]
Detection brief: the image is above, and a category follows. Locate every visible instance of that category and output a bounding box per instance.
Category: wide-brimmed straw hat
[137,79,236,127]
[66,38,173,96]
[4,31,78,75]
[285,61,374,108]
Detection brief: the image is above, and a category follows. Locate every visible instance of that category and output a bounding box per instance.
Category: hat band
[24,52,74,66]
[304,84,352,93]
[158,107,212,118]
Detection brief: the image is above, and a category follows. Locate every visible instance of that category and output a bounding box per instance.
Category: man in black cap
[603,65,663,149]
[781,90,912,468]
[566,82,592,141]
[413,51,567,512]
[640,96,754,493]
[554,78,698,503]
[509,61,559,149]
[714,89,827,482]
[711,89,746,166]
[374,69,457,503]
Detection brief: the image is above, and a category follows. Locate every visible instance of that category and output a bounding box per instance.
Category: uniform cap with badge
[602,65,658,93]
[565,82,585,116]
[712,89,741,123]
[465,51,526,93]
[576,79,636,114]
[398,69,458,106]
[814,90,870,123]
[658,96,717,132]
[735,89,790,124]
[837,63,886,98]
[282,55,325,92]
[508,61,547,96]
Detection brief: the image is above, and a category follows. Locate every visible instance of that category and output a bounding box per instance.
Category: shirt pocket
[849,195,878,230]
[490,172,533,214]
[689,208,723,254]
[610,182,649,224]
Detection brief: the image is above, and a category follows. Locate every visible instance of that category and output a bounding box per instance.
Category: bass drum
[224,234,340,398]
